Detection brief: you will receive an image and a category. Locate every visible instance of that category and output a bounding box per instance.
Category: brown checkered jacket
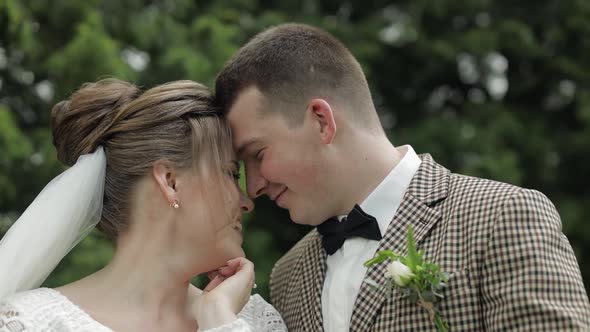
[270,154,590,331]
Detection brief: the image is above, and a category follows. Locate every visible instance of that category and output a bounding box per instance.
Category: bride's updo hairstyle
[50,79,234,239]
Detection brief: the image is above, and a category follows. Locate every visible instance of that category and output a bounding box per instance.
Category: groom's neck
[331,131,401,214]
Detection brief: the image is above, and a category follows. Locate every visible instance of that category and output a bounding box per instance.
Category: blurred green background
[1,0,589,301]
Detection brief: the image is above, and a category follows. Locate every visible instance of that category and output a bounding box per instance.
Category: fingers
[209,268,235,282]
[211,257,253,279]
[208,270,220,280]
[204,258,255,292]
[228,257,255,288]
[226,257,244,269]
[218,265,237,277]
[212,258,255,290]
[227,257,253,271]
[198,258,255,316]
[203,275,224,292]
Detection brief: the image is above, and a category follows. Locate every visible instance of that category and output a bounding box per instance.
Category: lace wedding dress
[0,288,286,332]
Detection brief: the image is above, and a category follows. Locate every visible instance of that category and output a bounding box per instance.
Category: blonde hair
[51,79,233,239]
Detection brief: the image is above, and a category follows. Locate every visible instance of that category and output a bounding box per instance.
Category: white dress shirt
[321,145,421,332]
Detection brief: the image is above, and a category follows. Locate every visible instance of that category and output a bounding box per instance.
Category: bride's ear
[152,160,178,207]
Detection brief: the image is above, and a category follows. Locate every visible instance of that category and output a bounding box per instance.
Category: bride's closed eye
[231,171,241,181]
[227,161,241,182]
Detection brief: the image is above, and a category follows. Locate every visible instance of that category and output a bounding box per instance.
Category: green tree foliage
[1,0,589,300]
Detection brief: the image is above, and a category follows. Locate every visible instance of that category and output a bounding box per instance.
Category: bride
[0,79,287,331]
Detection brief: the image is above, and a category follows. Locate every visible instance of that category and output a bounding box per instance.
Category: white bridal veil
[0,147,106,298]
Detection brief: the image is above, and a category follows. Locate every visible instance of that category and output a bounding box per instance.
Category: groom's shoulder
[444,170,561,227]
[448,171,521,197]
[270,229,319,307]
[420,153,527,205]
[273,229,319,274]
[270,229,319,292]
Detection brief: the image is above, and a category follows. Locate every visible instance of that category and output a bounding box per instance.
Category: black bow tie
[317,204,382,255]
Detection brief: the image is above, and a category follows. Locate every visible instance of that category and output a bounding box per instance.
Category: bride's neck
[106,223,202,307]
[61,217,204,330]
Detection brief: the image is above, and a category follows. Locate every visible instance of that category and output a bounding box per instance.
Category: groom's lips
[273,188,288,206]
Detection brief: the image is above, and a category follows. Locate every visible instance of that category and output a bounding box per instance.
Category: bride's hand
[193,257,255,330]
[207,261,240,281]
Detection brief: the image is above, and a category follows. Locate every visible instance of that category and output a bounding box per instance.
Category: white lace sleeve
[0,289,113,332]
[198,318,251,332]
[238,294,287,331]
[198,294,286,332]
[0,301,29,332]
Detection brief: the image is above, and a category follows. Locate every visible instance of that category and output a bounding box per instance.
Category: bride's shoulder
[0,288,65,330]
[1,288,61,309]
[1,288,112,332]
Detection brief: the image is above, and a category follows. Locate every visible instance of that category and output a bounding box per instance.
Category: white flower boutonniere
[364,226,450,332]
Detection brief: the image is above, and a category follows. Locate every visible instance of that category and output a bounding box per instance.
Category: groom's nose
[246,170,269,199]
[239,191,254,213]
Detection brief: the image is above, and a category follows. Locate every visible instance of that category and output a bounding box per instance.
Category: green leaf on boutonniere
[404,226,422,270]
[364,250,400,267]
[363,225,450,332]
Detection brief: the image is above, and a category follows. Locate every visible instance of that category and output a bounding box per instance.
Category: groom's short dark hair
[215,23,378,127]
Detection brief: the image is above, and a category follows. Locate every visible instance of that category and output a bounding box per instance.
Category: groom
[215,23,590,331]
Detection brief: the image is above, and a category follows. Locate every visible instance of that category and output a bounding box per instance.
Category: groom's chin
[288,211,323,227]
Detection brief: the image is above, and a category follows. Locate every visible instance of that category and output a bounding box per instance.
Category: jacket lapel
[349,154,450,332]
[298,230,327,331]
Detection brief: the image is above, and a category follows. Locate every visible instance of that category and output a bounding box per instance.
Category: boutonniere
[364,226,450,332]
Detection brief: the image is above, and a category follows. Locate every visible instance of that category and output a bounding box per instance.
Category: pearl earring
[171,201,180,209]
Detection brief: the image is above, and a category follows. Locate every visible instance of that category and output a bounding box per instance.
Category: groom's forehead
[228,103,272,141]
[229,86,270,119]
[227,108,264,151]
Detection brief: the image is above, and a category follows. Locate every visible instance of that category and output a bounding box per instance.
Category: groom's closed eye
[235,138,260,160]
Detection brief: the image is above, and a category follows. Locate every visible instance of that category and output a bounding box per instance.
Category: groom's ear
[152,160,178,206]
[307,98,337,145]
